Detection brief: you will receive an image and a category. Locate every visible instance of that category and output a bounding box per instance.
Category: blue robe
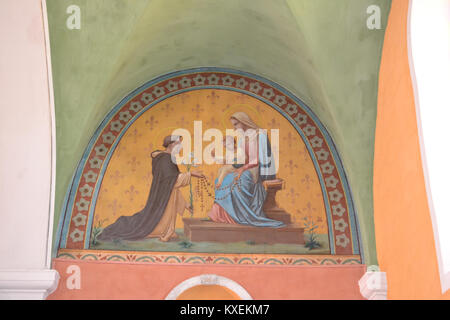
[214,131,284,227]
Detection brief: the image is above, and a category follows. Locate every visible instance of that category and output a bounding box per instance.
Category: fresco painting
[56,69,361,263]
[91,89,329,254]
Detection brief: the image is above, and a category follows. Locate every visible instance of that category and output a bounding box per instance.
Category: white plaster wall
[409,0,450,293]
[0,0,54,270]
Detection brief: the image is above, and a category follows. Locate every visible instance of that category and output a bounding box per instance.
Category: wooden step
[183,218,305,244]
[264,209,292,225]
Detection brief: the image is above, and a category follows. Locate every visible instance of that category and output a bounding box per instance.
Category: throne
[182,178,304,244]
[262,179,292,224]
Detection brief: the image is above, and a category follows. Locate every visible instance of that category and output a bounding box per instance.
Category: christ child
[215,135,246,188]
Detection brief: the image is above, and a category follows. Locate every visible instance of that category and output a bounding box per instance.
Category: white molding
[0,269,60,300]
[358,266,387,300]
[41,0,57,267]
[165,274,252,300]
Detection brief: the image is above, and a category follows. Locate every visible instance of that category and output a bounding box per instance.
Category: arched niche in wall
[55,68,362,265]
[166,274,249,300]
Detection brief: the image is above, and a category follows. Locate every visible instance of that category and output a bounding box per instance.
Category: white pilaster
[0,0,59,299]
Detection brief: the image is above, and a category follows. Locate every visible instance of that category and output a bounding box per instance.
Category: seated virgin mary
[207,112,285,228]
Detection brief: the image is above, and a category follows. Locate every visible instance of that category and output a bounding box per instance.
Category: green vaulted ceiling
[47,0,391,264]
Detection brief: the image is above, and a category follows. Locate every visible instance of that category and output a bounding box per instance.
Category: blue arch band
[54,67,361,259]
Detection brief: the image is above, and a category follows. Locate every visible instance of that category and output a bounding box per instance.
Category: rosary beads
[194,177,215,215]
[193,176,245,213]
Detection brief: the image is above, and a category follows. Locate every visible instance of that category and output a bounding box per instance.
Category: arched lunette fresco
[55,68,362,263]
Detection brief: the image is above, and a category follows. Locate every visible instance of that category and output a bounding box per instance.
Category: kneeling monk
[97,135,204,242]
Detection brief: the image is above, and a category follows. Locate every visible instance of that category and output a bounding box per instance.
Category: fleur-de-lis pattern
[301,174,314,190]
[206,90,220,104]
[282,132,296,148]
[127,157,141,172]
[145,115,159,131]
[62,71,356,255]
[300,202,317,215]
[130,128,142,144]
[284,160,298,175]
[110,170,124,185]
[107,199,122,218]
[125,185,139,202]
[191,104,204,118]
[162,103,174,117]
[97,90,328,237]
[206,117,219,127]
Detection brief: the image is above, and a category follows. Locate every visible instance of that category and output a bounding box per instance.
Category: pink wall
[49,259,366,300]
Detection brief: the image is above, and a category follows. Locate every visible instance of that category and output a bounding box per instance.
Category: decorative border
[56,249,362,266]
[55,67,361,258]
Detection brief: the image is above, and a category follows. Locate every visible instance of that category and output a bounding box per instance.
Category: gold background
[94,89,328,234]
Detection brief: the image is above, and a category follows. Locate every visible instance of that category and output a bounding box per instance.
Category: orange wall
[176,285,241,300]
[374,0,450,299]
[48,259,365,300]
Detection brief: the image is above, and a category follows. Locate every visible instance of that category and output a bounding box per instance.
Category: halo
[153,126,183,150]
[221,103,265,130]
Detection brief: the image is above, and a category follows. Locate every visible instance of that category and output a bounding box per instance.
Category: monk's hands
[191,170,205,179]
